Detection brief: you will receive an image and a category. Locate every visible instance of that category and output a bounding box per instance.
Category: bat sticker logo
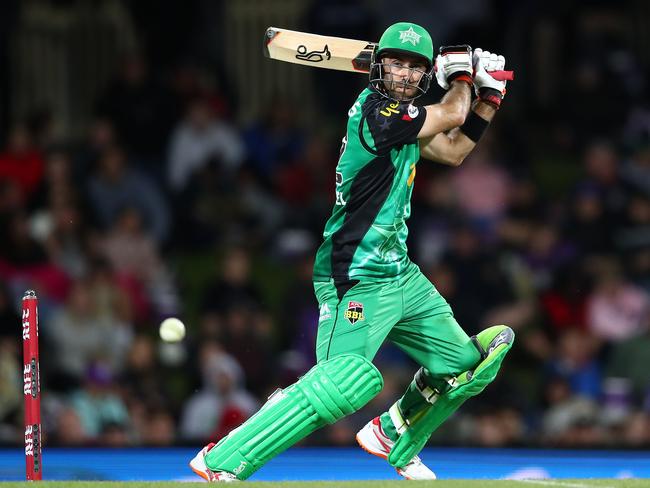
[296,44,332,63]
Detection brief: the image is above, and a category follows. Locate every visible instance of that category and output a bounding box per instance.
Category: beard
[385,79,418,101]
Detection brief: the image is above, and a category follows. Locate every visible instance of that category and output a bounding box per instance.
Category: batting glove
[473,48,506,108]
[435,45,473,90]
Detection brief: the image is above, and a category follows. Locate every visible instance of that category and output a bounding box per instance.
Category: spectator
[437,224,514,335]
[621,143,650,197]
[220,305,276,396]
[100,207,179,320]
[86,257,134,326]
[539,264,589,332]
[0,124,44,206]
[0,210,71,303]
[620,411,650,447]
[46,278,126,383]
[167,97,244,193]
[75,117,119,179]
[541,393,604,447]
[605,328,650,401]
[471,408,525,447]
[36,148,80,209]
[523,223,576,292]
[0,282,20,338]
[281,253,318,360]
[243,98,305,181]
[39,202,87,279]
[578,140,629,220]
[142,408,177,446]
[179,341,257,442]
[614,193,650,255]
[451,144,512,238]
[68,361,130,441]
[586,258,650,342]
[0,211,48,267]
[50,407,88,446]
[120,334,170,410]
[87,144,170,243]
[96,53,176,164]
[545,329,602,401]
[0,336,20,443]
[200,247,261,316]
[565,183,615,256]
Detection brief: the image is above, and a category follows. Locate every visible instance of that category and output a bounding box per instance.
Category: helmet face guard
[369,52,433,102]
[369,22,434,102]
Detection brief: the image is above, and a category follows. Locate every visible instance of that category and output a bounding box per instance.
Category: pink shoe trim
[371,417,393,452]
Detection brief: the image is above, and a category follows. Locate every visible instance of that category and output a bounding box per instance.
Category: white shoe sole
[356,421,390,460]
[189,447,211,481]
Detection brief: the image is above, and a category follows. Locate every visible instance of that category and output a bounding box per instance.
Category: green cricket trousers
[313,262,480,377]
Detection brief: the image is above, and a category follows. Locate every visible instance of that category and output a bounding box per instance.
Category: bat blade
[264,27,514,81]
[264,27,374,73]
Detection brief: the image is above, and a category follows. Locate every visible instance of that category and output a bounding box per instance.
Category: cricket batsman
[190,22,515,482]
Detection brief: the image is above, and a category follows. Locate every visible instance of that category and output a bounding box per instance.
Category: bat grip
[487,70,514,81]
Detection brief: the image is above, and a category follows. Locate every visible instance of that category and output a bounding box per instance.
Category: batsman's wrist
[448,71,473,86]
[460,111,490,143]
[478,87,503,109]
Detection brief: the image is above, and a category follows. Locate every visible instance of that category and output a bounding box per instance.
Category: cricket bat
[263,27,514,81]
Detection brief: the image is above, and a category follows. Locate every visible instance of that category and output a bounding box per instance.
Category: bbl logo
[344,301,365,324]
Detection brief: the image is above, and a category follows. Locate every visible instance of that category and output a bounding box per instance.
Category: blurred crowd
[1,0,650,450]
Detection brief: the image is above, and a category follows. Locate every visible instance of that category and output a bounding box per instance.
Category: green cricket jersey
[313,86,427,292]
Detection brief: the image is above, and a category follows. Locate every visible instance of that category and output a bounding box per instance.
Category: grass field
[0,481,647,488]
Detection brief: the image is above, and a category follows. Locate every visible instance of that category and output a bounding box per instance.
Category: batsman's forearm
[435,99,497,165]
[471,99,497,121]
[440,80,472,121]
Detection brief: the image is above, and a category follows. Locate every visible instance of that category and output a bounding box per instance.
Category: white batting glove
[435,45,473,90]
[473,48,506,108]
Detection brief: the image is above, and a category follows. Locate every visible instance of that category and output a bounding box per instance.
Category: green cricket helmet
[370,22,434,101]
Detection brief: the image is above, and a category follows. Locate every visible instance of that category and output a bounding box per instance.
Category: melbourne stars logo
[344,301,365,324]
[399,27,421,46]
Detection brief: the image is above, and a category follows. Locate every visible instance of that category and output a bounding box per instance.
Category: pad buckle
[415,368,456,404]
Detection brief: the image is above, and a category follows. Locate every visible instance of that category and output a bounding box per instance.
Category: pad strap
[389,403,408,435]
[414,368,456,403]
[471,335,488,361]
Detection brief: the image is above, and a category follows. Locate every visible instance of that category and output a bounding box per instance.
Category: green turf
[0,480,647,487]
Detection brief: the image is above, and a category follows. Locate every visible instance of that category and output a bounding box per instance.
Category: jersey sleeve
[364,100,427,154]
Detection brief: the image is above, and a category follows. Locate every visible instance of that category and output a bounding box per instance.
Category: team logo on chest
[345,301,365,324]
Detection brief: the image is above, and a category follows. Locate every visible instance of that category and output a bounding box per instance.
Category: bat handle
[487,70,514,81]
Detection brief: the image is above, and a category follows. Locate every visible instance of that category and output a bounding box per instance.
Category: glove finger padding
[487,52,499,71]
[495,55,505,71]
